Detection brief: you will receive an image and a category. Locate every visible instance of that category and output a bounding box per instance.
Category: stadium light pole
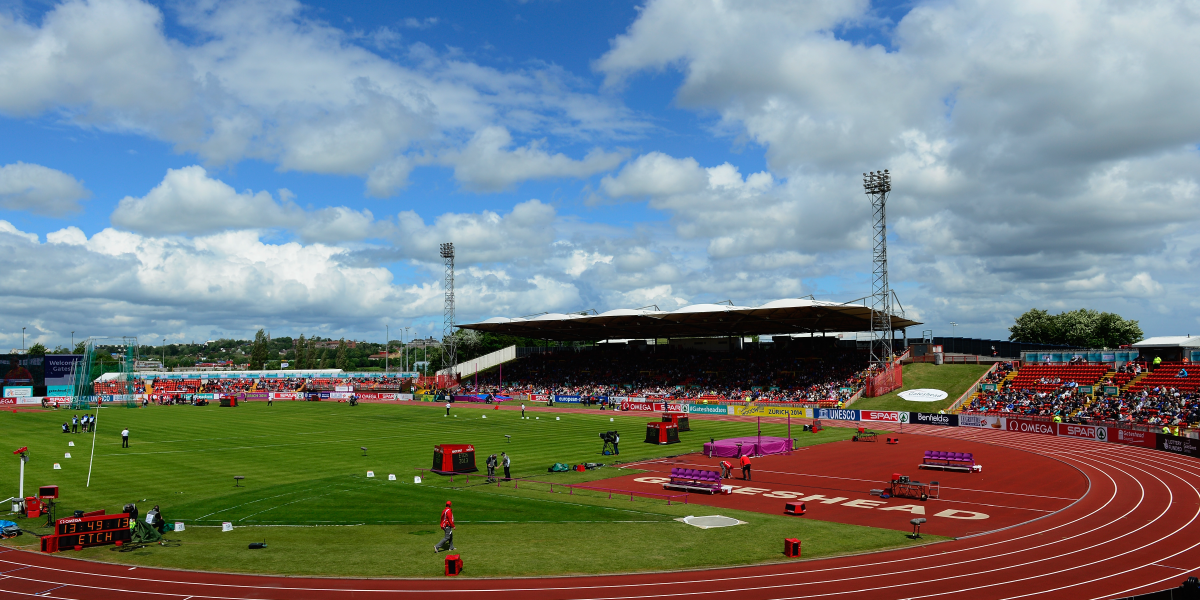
[22,327,25,350]
[385,325,388,373]
[863,170,893,366]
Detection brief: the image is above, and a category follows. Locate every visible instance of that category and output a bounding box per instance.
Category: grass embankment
[851,363,992,412]
[1,402,942,577]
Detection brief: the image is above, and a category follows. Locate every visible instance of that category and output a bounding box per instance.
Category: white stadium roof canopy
[458,298,921,342]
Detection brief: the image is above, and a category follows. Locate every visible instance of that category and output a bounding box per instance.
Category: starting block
[886,436,899,444]
[785,502,806,516]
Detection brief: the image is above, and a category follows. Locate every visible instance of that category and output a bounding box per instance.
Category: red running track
[1,423,1199,599]
[599,432,1088,537]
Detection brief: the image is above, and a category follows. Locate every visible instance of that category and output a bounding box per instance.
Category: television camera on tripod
[599,431,619,455]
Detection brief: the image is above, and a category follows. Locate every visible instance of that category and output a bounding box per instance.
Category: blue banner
[553,395,582,404]
[815,408,860,421]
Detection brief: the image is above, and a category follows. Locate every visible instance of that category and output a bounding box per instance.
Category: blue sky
[1,0,1198,349]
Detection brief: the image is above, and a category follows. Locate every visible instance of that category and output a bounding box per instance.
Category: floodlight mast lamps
[440,242,457,377]
[863,170,893,367]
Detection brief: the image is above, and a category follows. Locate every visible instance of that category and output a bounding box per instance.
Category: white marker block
[367,471,375,478]
[175,522,185,531]
[221,522,233,532]
[53,463,61,469]
[388,474,396,481]
[414,476,422,484]
[482,415,487,419]
[536,417,539,420]
[68,441,75,447]
[64,453,71,458]
[556,416,560,421]
[610,418,614,422]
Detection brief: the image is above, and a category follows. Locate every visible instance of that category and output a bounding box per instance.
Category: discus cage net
[69,337,139,409]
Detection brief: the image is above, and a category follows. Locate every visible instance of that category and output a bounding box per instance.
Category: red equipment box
[784,538,801,557]
[25,497,41,519]
[660,413,691,432]
[785,502,806,516]
[432,444,478,474]
[444,554,463,576]
[644,422,680,445]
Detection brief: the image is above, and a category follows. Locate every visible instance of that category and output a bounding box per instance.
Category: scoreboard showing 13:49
[43,514,132,552]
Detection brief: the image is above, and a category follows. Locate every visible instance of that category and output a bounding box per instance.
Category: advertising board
[815,408,859,421]
[739,405,809,418]
[910,412,959,427]
[3,386,33,397]
[958,414,1006,430]
[355,392,396,400]
[688,404,730,415]
[553,395,582,404]
[1006,418,1056,436]
[270,392,302,400]
[620,400,656,412]
[859,410,904,423]
[1056,423,1108,442]
[1157,434,1200,458]
[1111,427,1157,448]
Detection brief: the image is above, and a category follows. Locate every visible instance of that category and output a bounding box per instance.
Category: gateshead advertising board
[1006,418,1056,436]
[1056,423,1109,442]
[1111,427,1157,448]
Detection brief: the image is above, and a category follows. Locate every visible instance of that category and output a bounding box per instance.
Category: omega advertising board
[1055,423,1109,442]
[1005,418,1057,436]
[620,400,656,412]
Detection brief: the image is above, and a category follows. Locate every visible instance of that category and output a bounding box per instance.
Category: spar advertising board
[1005,418,1057,436]
[815,408,859,421]
[1056,423,1109,442]
[910,412,959,427]
[859,410,905,424]
[1111,427,1157,448]
[270,392,303,400]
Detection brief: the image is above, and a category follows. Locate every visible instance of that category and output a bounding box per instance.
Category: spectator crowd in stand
[457,346,872,403]
[967,359,1200,429]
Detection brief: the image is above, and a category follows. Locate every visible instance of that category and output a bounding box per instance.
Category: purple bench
[921,450,976,472]
[664,467,723,494]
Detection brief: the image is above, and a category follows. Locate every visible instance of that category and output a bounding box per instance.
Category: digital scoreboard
[41,513,131,553]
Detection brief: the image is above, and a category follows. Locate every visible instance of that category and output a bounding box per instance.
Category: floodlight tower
[863,170,893,366]
[440,242,457,373]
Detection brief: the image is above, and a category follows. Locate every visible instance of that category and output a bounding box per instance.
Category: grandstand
[458,343,869,404]
[960,351,1200,430]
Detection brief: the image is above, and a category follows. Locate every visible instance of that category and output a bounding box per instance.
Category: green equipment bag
[548,463,569,472]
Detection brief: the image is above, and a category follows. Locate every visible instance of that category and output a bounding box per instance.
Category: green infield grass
[0,402,945,577]
[851,363,992,412]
